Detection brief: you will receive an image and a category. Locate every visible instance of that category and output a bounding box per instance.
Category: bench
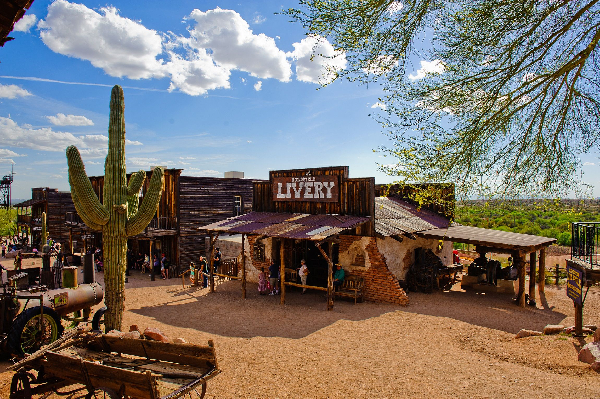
[334,275,365,304]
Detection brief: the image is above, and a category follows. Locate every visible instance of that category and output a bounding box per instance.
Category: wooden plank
[84,361,156,399]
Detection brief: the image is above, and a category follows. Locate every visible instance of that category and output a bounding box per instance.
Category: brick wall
[339,235,409,305]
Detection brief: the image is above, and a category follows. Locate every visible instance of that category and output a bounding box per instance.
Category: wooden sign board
[567,264,583,305]
[272,175,339,202]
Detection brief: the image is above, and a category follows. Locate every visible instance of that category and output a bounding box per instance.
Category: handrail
[572,222,600,269]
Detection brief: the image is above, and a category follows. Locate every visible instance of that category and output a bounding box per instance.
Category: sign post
[566,262,584,336]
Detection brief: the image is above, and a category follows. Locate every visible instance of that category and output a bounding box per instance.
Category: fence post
[555,264,560,286]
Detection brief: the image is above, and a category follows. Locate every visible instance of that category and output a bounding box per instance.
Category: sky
[0,0,598,200]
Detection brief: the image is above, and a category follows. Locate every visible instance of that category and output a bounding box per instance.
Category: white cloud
[253,14,266,24]
[180,156,196,160]
[363,55,398,75]
[38,0,167,80]
[409,60,445,80]
[185,8,292,82]
[583,162,595,166]
[125,139,143,146]
[0,116,109,156]
[46,113,94,126]
[184,168,220,177]
[371,102,387,110]
[288,35,347,84]
[166,51,231,96]
[13,14,37,32]
[0,84,32,99]
[254,81,262,91]
[0,149,23,158]
[128,158,175,168]
[387,1,404,14]
[50,174,63,179]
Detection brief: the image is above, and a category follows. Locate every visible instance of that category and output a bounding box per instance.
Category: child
[258,267,269,295]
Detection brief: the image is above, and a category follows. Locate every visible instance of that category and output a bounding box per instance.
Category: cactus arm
[127,171,146,219]
[126,167,164,236]
[68,171,103,231]
[66,145,109,225]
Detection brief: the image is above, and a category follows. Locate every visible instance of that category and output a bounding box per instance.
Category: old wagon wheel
[85,387,120,399]
[7,306,64,356]
[91,307,107,332]
[9,370,33,399]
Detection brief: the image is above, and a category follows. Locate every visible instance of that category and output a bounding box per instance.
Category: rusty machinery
[0,273,105,357]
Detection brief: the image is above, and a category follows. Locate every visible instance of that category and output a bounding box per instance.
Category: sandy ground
[0,257,599,398]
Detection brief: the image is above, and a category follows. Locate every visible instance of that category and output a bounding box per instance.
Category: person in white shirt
[298,259,309,294]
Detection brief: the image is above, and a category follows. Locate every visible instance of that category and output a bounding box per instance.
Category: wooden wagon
[8,330,220,399]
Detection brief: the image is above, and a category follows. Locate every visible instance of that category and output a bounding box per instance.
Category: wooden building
[202,166,557,309]
[16,170,258,272]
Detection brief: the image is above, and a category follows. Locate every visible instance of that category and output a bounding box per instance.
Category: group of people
[190,247,221,288]
[258,259,345,295]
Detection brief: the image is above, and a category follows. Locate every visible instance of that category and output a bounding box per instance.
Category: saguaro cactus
[66,85,164,331]
[41,212,48,249]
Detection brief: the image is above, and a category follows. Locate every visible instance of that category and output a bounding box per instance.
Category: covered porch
[201,211,370,310]
[417,225,557,307]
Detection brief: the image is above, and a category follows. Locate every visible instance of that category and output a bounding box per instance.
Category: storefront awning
[200,211,370,241]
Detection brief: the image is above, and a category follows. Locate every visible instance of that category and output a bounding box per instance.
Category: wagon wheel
[7,306,64,356]
[91,307,107,332]
[9,370,33,399]
[85,387,120,399]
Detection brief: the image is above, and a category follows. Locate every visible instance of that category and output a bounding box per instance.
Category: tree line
[455,199,600,246]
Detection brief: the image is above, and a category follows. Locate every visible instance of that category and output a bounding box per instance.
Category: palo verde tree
[66,85,164,331]
[287,0,600,198]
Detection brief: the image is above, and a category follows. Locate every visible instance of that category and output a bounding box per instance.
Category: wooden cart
[8,331,220,399]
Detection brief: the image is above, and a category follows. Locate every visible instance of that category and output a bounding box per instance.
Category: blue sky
[1,0,598,200]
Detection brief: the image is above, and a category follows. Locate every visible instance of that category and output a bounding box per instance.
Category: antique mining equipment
[0,276,104,357]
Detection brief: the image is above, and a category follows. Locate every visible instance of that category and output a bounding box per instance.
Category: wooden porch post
[538,247,546,295]
[316,241,334,311]
[209,233,218,293]
[280,238,286,305]
[149,240,154,281]
[515,253,526,307]
[529,251,537,305]
[241,234,246,299]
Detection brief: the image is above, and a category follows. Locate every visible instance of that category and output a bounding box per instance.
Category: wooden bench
[334,275,365,304]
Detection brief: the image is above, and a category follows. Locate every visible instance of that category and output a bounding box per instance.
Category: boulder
[591,362,600,372]
[129,324,140,333]
[594,329,600,343]
[122,330,141,340]
[515,329,543,339]
[173,337,188,344]
[143,327,172,343]
[543,325,564,335]
[578,342,600,364]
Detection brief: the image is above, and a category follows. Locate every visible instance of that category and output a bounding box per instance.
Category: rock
[594,329,600,343]
[129,325,140,333]
[173,337,187,344]
[515,329,542,339]
[543,325,564,335]
[584,324,598,331]
[106,330,124,337]
[592,362,600,372]
[143,327,172,343]
[122,330,141,340]
[578,342,600,364]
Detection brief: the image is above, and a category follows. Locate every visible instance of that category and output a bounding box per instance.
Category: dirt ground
[0,257,599,398]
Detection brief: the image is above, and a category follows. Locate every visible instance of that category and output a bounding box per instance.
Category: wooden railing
[572,222,600,268]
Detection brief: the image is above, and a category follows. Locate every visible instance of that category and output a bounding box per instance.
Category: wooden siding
[254,167,375,237]
[179,176,257,268]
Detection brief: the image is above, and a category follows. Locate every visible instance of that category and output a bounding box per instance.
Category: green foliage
[287,0,600,198]
[455,199,600,244]
[0,208,16,237]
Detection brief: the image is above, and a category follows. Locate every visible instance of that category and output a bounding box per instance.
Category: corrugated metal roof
[375,197,450,236]
[418,225,556,251]
[13,198,45,207]
[200,211,369,241]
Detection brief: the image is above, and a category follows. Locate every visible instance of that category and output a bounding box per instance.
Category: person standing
[1,242,5,258]
[14,250,22,270]
[298,259,309,294]
[213,247,222,274]
[333,263,345,291]
[199,255,208,288]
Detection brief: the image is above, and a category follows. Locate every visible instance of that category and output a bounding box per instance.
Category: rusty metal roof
[200,211,370,241]
[418,225,556,252]
[13,198,45,207]
[375,197,450,237]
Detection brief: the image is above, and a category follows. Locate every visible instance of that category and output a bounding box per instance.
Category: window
[233,195,242,216]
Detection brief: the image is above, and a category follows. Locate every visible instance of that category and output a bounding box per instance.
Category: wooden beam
[241,234,246,299]
[538,247,546,295]
[209,233,218,293]
[515,254,526,307]
[316,241,334,310]
[529,251,537,305]
[280,238,286,305]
